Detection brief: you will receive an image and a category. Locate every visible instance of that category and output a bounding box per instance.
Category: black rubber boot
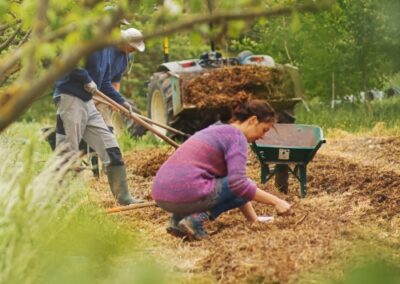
[106,165,143,205]
[91,155,100,178]
[275,164,289,194]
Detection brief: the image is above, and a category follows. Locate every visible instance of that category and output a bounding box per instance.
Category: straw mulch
[125,147,175,178]
[180,65,288,108]
[90,137,400,283]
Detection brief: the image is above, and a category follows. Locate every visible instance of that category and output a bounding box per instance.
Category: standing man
[54,47,142,205]
[90,28,146,174]
[95,28,145,133]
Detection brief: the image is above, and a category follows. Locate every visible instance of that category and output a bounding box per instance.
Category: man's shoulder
[86,49,109,64]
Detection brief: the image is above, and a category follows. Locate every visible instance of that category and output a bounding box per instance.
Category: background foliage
[1,0,398,125]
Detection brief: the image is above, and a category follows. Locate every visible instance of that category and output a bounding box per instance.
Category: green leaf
[290,12,301,33]
[0,0,9,22]
[38,43,58,60]
[190,31,203,46]
[20,0,37,30]
[64,31,81,47]
[257,17,269,27]
[82,25,94,40]
[142,0,156,12]
[189,0,202,13]
[228,21,246,38]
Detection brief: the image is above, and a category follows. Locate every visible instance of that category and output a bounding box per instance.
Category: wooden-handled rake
[93,90,190,148]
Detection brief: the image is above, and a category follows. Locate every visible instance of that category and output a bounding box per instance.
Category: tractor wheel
[147,73,182,140]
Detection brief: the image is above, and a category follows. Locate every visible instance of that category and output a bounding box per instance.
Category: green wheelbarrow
[251,124,326,197]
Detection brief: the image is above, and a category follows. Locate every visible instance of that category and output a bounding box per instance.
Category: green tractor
[146,50,304,140]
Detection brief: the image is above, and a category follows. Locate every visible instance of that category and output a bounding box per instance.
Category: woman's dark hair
[230,99,276,123]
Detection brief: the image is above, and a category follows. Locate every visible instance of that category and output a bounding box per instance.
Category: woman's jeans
[156,177,248,220]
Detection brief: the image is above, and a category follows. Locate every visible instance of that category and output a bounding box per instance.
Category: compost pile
[91,136,400,283]
[124,147,174,177]
[181,65,287,108]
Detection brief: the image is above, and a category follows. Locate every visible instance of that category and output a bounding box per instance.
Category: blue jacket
[54,48,125,104]
[109,47,131,83]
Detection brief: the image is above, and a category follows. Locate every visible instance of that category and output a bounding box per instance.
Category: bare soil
[91,136,400,283]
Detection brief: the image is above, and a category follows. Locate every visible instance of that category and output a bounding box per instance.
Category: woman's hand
[253,188,292,216]
[274,200,292,216]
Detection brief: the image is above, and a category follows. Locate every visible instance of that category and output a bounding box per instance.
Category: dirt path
[91,136,400,283]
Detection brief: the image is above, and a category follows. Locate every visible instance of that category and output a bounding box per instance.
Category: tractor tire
[147,73,182,140]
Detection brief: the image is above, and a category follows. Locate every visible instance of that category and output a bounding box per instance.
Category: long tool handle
[106,201,157,214]
[93,96,189,138]
[138,113,190,138]
[94,90,179,148]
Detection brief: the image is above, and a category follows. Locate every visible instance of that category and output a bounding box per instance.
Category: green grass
[0,123,166,284]
[117,130,167,152]
[295,96,400,136]
[298,235,400,284]
[19,94,56,125]
[336,261,400,284]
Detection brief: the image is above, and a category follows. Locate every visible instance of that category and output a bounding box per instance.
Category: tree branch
[0,19,21,35]
[0,47,25,84]
[0,25,21,52]
[0,30,30,85]
[282,17,294,65]
[20,0,49,81]
[17,30,31,48]
[0,39,113,133]
[0,1,332,132]
[0,22,98,80]
[140,2,332,42]
[0,11,123,132]
[0,24,9,35]
[0,62,20,86]
[0,2,329,85]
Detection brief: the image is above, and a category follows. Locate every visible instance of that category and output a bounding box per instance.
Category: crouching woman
[152,99,291,240]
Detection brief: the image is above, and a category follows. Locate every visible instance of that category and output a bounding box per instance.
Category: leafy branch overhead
[0,0,332,133]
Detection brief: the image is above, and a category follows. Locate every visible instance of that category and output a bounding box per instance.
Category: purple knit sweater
[152,123,257,203]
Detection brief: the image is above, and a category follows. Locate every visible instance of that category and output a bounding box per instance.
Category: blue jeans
[156,177,248,220]
[208,177,247,220]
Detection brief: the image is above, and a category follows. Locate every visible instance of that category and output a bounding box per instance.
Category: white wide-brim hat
[121,28,145,52]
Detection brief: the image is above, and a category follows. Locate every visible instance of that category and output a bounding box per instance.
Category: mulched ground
[91,136,400,283]
[319,136,400,174]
